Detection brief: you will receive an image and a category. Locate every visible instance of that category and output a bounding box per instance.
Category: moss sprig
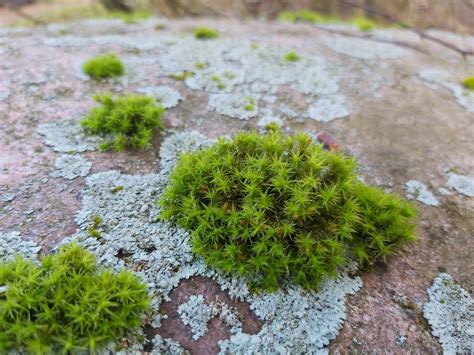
[463,77,474,90]
[83,52,125,80]
[159,125,417,291]
[194,27,219,39]
[81,94,164,151]
[0,244,150,353]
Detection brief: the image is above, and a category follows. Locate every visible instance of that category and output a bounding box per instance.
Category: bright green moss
[463,77,474,90]
[277,9,336,24]
[352,16,376,32]
[283,50,301,62]
[107,10,151,24]
[169,71,194,81]
[351,183,417,266]
[159,126,417,291]
[81,94,164,151]
[0,244,150,353]
[195,62,207,70]
[217,82,226,90]
[243,97,255,111]
[277,9,380,31]
[194,27,219,39]
[88,214,103,239]
[110,185,125,193]
[82,53,125,80]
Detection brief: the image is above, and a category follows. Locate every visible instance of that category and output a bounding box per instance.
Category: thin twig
[310,23,431,56]
[341,0,474,58]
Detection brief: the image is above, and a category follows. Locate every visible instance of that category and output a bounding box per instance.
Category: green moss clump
[159,126,417,291]
[463,77,474,90]
[82,53,125,80]
[194,27,219,39]
[81,94,164,151]
[0,244,150,353]
[277,9,336,24]
[283,50,301,62]
[350,183,417,266]
[277,9,379,31]
[352,16,376,31]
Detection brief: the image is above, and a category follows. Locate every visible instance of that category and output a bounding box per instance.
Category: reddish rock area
[0,17,473,353]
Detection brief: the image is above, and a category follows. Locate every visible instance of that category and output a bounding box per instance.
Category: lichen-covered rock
[50,154,92,180]
[324,36,409,60]
[0,231,40,261]
[405,180,440,206]
[446,173,474,197]
[423,273,474,354]
[418,69,474,113]
[178,295,217,340]
[137,85,183,108]
[59,131,362,353]
[37,118,101,152]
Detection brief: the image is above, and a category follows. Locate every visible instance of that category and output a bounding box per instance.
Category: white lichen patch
[325,36,409,60]
[51,154,92,180]
[418,69,474,113]
[405,180,440,206]
[177,295,243,340]
[217,266,361,354]
[446,173,474,197]
[0,231,41,262]
[307,94,350,122]
[178,295,217,340]
[208,93,260,120]
[153,335,190,354]
[423,273,474,354]
[37,118,101,152]
[137,86,183,108]
[257,114,283,128]
[157,38,349,123]
[59,131,362,353]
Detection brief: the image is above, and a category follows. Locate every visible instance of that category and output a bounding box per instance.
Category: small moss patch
[81,94,164,151]
[283,50,301,62]
[160,126,417,291]
[194,27,219,39]
[0,243,150,353]
[169,71,194,81]
[463,77,474,90]
[278,9,380,32]
[82,52,125,80]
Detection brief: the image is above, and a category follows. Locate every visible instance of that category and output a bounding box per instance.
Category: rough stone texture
[0,231,41,261]
[54,132,362,353]
[405,180,440,206]
[446,173,474,197]
[0,17,473,354]
[423,273,474,353]
[51,154,92,180]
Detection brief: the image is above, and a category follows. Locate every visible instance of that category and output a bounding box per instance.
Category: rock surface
[0,17,473,353]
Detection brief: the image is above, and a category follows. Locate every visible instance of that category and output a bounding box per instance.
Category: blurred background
[1,0,473,34]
